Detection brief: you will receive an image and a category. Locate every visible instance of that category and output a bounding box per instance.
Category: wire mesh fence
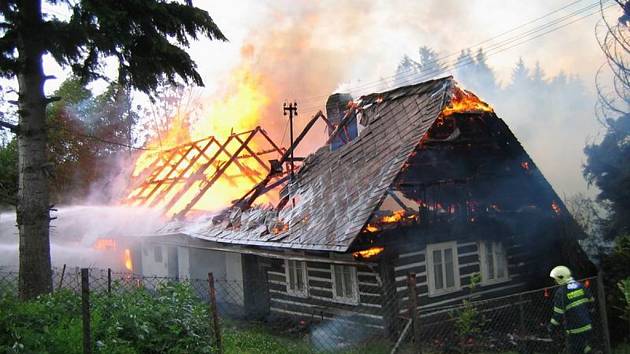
[412,276,607,353]
[0,267,611,354]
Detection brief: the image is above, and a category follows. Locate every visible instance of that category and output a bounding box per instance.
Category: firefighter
[547,265,595,354]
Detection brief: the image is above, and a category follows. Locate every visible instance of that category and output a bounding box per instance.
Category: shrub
[0,282,215,353]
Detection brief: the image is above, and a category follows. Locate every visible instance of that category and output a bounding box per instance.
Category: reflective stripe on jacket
[549,279,594,334]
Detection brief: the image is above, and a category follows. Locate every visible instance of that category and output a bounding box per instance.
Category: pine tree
[455,49,475,87]
[472,48,497,96]
[508,58,531,92]
[417,46,445,79]
[394,55,420,88]
[0,0,226,299]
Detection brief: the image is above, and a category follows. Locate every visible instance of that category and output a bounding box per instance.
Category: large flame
[442,86,493,116]
[125,68,274,217]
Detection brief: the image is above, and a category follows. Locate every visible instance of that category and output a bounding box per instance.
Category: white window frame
[426,241,461,297]
[331,264,360,305]
[285,260,308,298]
[478,241,509,285]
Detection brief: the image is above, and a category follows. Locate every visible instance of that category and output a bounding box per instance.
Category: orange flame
[352,247,384,259]
[271,221,289,235]
[365,224,380,233]
[442,86,493,116]
[125,68,274,217]
[364,210,418,232]
[124,249,133,271]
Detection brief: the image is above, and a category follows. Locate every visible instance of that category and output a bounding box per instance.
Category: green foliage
[0,138,18,207]
[583,114,630,239]
[601,235,630,342]
[222,324,312,354]
[617,278,630,323]
[0,282,215,353]
[470,272,482,290]
[42,77,141,203]
[448,273,485,350]
[1,1,226,93]
[0,290,83,353]
[451,299,482,343]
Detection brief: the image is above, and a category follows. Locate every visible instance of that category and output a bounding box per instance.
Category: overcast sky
[36,0,620,198]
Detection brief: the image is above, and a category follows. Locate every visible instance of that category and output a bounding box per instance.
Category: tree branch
[0,120,18,133]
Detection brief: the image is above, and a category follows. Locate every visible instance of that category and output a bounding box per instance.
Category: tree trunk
[16,0,52,299]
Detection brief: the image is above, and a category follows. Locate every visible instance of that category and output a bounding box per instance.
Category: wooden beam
[174,129,260,218]
[126,146,184,204]
[138,141,200,206]
[147,137,217,208]
[162,135,236,214]
[238,111,326,210]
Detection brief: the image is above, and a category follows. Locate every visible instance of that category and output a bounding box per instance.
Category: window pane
[433,250,442,265]
[434,250,444,290]
[334,265,343,296]
[445,248,455,288]
[296,262,304,290]
[485,243,495,280]
[496,243,506,278]
[343,267,354,297]
[288,261,296,290]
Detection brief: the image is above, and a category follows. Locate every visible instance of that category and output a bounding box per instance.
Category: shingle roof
[157,77,454,251]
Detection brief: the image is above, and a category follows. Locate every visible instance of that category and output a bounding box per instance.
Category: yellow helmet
[550,265,572,285]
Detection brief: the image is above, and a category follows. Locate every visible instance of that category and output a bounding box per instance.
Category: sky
[36,0,622,198]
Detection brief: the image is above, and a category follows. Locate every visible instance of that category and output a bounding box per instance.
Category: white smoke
[0,205,166,268]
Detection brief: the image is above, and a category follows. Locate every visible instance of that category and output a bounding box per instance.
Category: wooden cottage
[138,77,593,335]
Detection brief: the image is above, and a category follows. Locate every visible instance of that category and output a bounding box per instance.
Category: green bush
[0,282,215,353]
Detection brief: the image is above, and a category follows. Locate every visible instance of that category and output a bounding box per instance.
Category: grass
[222,321,392,354]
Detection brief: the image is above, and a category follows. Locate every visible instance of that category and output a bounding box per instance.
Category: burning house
[128,76,594,333]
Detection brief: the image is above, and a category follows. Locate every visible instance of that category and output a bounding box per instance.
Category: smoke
[309,317,373,351]
[0,206,166,268]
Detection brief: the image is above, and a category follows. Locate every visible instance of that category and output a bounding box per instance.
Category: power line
[68,129,155,151]
[295,0,612,108]
[295,1,615,114]
[0,120,155,151]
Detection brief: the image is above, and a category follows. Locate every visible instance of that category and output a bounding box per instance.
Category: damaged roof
[157,77,454,252]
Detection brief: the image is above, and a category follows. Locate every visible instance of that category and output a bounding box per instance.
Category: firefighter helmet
[550,265,572,285]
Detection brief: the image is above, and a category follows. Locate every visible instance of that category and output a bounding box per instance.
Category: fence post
[57,264,66,291]
[208,272,223,354]
[81,268,92,354]
[107,268,112,295]
[596,271,612,354]
[407,272,422,353]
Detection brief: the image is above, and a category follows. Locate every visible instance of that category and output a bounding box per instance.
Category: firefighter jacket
[549,279,594,335]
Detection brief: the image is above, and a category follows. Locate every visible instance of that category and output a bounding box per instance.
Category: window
[479,241,509,284]
[154,246,163,262]
[332,265,359,304]
[285,260,308,297]
[427,242,461,296]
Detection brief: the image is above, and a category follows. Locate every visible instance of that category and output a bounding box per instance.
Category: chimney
[326,93,357,151]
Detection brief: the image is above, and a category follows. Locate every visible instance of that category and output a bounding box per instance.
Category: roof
[156,77,454,252]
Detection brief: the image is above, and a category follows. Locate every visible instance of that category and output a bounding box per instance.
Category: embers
[364,209,418,233]
[352,246,384,260]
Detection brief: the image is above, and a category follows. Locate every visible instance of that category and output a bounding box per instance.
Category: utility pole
[283,102,298,178]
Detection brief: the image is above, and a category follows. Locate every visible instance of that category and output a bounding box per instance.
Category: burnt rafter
[234,110,330,211]
[124,127,284,218]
